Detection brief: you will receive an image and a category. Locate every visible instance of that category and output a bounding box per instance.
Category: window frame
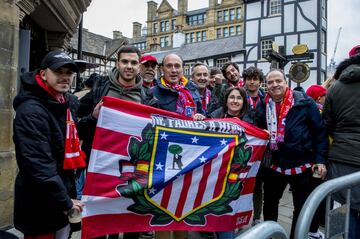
[269,0,282,16]
[261,39,273,59]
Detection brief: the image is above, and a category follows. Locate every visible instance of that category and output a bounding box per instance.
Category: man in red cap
[139,54,158,89]
[306,85,327,111]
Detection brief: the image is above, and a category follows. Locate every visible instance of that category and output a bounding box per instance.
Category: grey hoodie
[107,67,142,103]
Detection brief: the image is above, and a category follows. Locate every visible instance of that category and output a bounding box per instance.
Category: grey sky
[83,0,359,66]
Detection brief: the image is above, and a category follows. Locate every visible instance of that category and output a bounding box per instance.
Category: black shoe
[140,231,154,239]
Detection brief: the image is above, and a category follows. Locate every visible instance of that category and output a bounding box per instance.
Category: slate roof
[149,35,245,63]
[70,29,128,59]
[186,8,208,16]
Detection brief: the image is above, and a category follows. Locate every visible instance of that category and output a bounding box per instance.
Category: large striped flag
[81,96,268,238]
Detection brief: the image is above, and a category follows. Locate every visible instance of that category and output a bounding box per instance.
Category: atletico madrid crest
[116,123,253,226]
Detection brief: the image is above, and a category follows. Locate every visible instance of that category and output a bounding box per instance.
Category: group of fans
[12,44,360,239]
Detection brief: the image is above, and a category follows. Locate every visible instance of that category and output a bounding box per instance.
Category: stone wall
[0,0,19,230]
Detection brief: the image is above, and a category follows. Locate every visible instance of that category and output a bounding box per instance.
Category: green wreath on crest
[116,124,252,225]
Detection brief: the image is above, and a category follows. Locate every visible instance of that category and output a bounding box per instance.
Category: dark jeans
[349,208,360,239]
[262,168,319,239]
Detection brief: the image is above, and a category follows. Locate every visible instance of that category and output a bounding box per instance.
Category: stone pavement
[6,187,294,239]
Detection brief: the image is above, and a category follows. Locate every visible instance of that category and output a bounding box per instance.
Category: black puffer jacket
[324,54,360,166]
[13,71,76,235]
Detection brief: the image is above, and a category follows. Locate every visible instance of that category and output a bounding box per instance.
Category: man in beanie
[349,45,360,57]
[13,50,85,239]
[306,85,327,111]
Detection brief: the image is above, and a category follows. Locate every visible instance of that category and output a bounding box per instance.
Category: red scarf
[161,76,196,117]
[36,73,86,169]
[247,95,260,110]
[265,88,294,150]
[201,88,212,111]
[63,108,87,169]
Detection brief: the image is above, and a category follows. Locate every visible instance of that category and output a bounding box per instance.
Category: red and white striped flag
[81,96,268,238]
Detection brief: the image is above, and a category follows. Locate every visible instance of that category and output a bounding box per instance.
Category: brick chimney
[132,22,142,40]
[113,30,123,39]
[178,0,188,14]
[147,1,158,22]
[209,0,217,8]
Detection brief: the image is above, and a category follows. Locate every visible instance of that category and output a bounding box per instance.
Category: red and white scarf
[161,76,196,117]
[36,73,86,169]
[265,88,294,150]
[201,88,212,111]
[63,108,87,169]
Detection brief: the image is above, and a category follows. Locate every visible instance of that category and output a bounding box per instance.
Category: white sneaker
[308,230,324,239]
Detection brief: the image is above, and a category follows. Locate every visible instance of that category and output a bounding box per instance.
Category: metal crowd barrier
[295,171,360,239]
[236,221,289,239]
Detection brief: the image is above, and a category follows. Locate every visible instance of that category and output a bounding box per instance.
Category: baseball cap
[41,50,78,72]
[349,45,360,57]
[140,55,158,64]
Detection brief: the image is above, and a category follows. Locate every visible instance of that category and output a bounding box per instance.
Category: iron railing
[236,221,288,239]
[295,171,360,239]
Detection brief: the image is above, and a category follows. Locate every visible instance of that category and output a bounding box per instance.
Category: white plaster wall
[246,2,262,20]
[208,59,214,67]
[300,32,317,50]
[257,62,270,74]
[261,17,282,36]
[274,36,285,47]
[246,20,259,44]
[246,45,258,61]
[245,63,255,69]
[232,53,244,62]
[284,4,295,33]
[286,34,298,55]
[297,1,317,31]
[299,0,318,24]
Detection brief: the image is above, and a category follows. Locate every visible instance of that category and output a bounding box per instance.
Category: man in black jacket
[13,50,84,238]
[255,69,327,239]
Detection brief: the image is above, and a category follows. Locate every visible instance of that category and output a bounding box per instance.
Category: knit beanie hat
[349,45,360,57]
[306,85,327,100]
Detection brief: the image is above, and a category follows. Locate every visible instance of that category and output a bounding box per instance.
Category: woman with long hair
[210,86,252,124]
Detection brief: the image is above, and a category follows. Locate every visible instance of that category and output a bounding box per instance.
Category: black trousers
[262,168,319,239]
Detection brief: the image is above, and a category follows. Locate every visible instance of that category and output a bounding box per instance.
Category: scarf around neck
[161,76,196,117]
[35,73,86,169]
[265,88,294,150]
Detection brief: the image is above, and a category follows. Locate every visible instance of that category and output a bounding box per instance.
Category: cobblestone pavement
[6,187,294,239]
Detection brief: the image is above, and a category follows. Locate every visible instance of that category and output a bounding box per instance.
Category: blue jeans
[349,209,360,239]
[75,168,86,200]
[216,231,235,239]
